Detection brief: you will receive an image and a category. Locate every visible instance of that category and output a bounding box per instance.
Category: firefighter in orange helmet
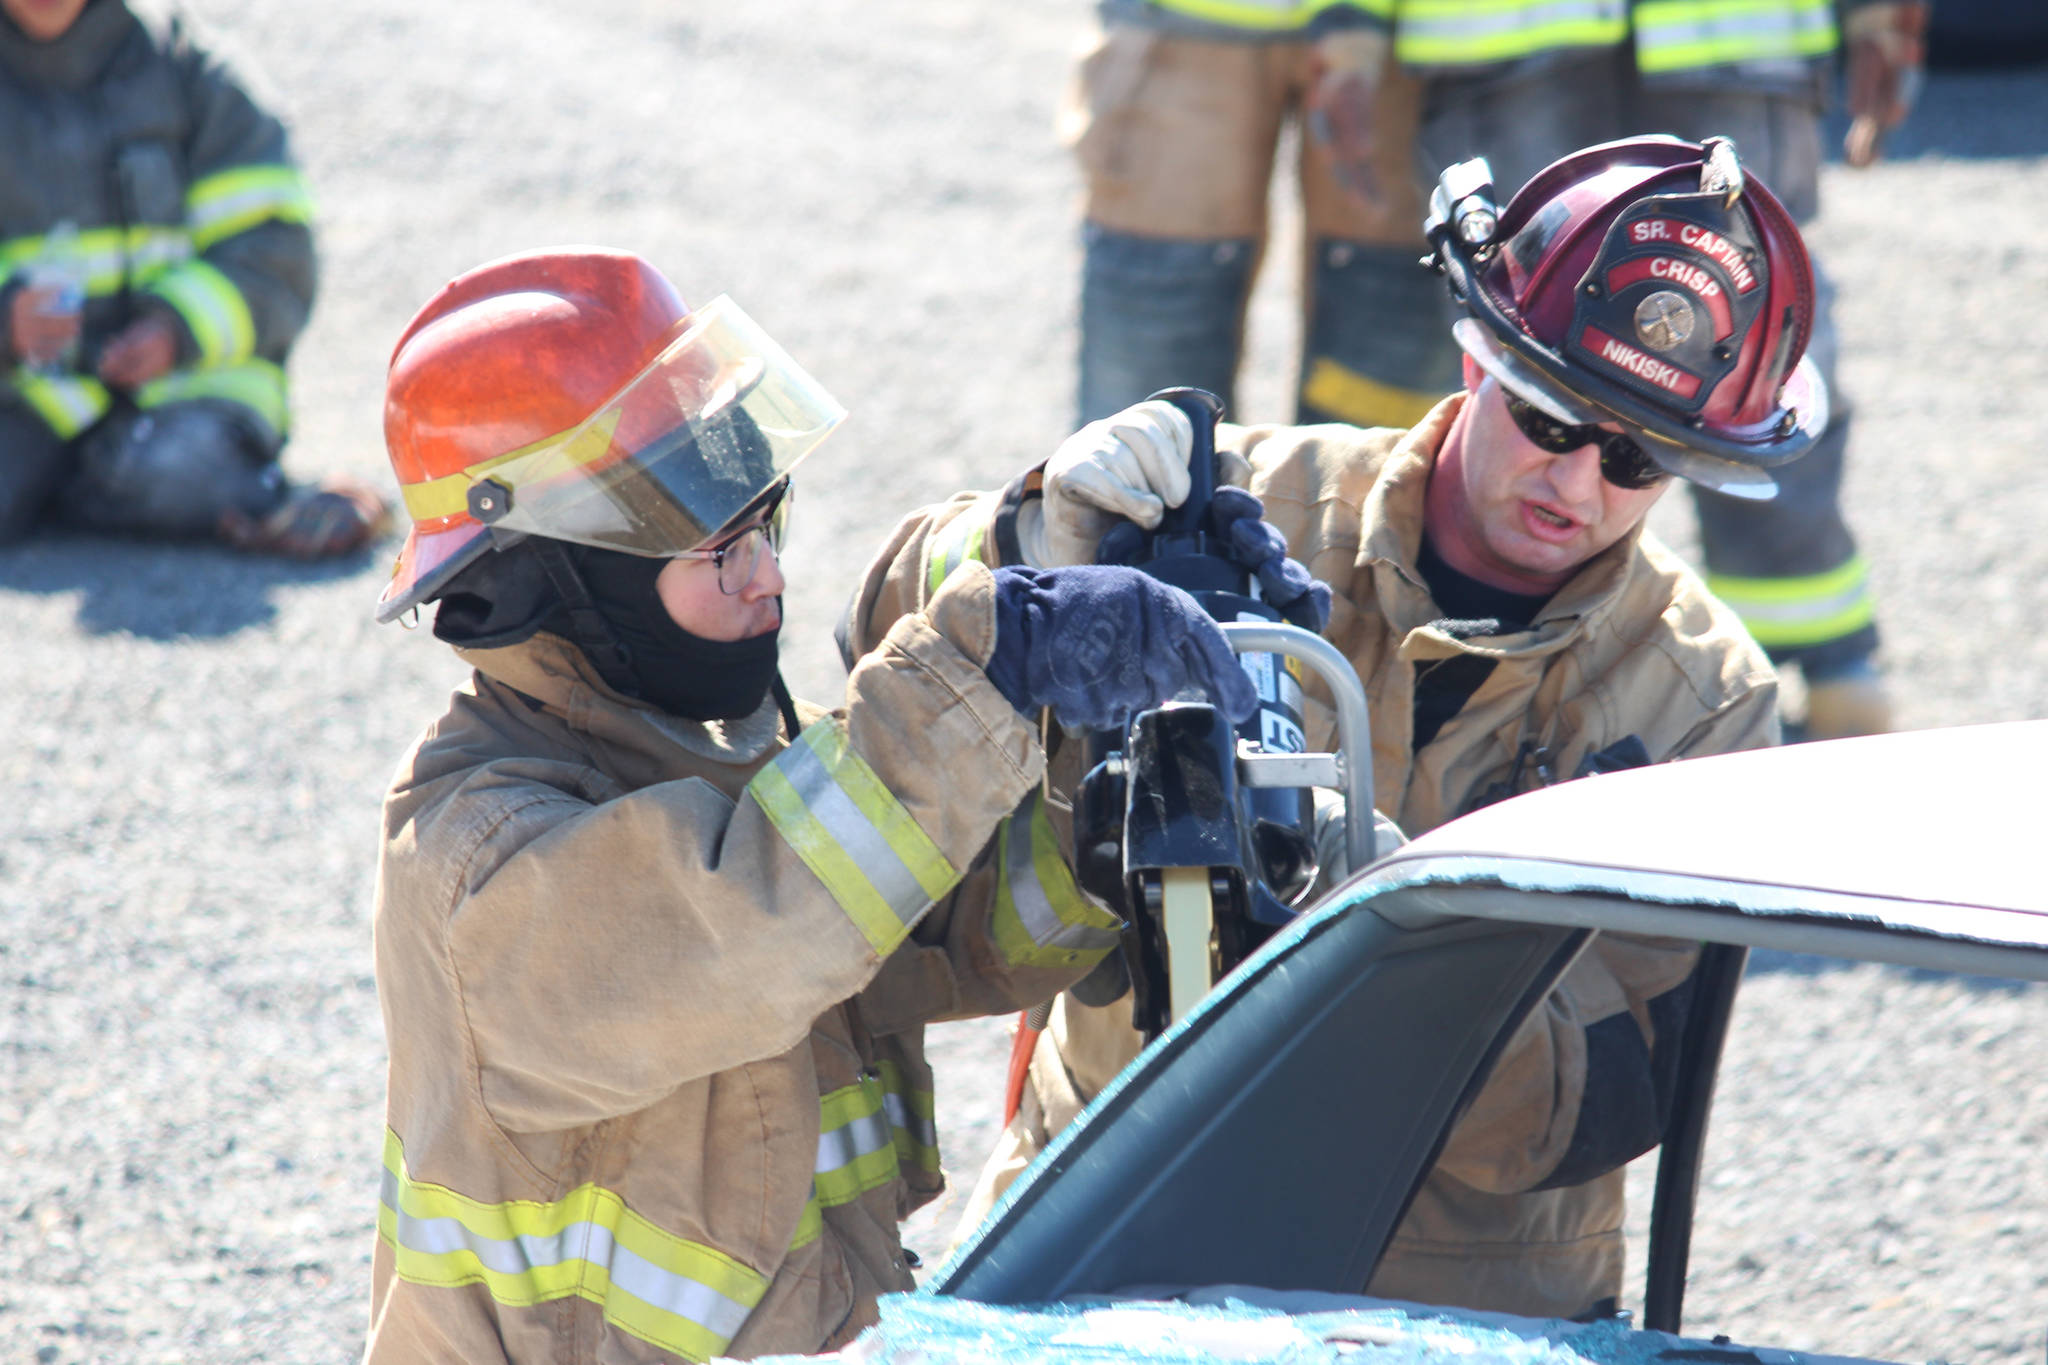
[363,246,1256,1363]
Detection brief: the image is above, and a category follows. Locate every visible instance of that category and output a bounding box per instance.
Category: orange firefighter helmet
[377,246,844,622]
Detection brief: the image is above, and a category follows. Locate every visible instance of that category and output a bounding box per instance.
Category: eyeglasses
[1502,393,1667,490]
[675,482,792,594]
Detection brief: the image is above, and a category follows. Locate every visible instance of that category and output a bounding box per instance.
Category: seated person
[0,0,384,557]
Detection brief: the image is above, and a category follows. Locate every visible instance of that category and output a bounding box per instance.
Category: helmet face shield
[462,295,844,556]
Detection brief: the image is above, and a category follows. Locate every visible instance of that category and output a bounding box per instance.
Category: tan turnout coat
[367,565,1119,1364]
[843,393,1778,1320]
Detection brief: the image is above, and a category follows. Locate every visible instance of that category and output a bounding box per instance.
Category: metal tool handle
[1150,387,1225,540]
[1218,621,1377,873]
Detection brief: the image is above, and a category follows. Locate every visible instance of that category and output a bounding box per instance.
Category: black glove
[984,565,1259,732]
[1095,487,1332,633]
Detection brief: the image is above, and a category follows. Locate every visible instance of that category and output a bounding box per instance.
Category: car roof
[934,721,2048,1312]
[1355,720,2048,979]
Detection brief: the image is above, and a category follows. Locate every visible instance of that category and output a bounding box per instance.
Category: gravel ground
[1,4,2044,1362]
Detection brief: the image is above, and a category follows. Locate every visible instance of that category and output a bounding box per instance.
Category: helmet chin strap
[771,672,803,740]
[529,538,637,684]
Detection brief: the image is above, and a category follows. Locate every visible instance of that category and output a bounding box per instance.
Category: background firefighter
[1065,0,1465,435]
[845,136,1819,1321]
[0,0,385,557]
[1317,0,1932,739]
[363,247,1256,1363]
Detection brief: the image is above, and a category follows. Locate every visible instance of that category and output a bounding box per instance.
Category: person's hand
[983,564,1258,732]
[1305,29,1391,212]
[1206,486,1333,632]
[7,283,83,369]
[1096,485,1332,632]
[96,312,180,389]
[1843,2,1929,168]
[1029,399,1195,568]
[1023,400,1256,567]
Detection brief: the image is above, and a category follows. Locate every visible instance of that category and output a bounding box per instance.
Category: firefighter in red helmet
[847,137,1804,1320]
[363,246,1259,1364]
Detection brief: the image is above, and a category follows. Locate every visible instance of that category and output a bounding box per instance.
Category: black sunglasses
[1502,393,1667,490]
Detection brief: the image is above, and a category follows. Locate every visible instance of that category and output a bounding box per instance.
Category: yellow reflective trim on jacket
[186,163,316,251]
[378,1130,768,1364]
[750,719,962,955]
[990,792,1122,971]
[814,1075,902,1204]
[922,514,988,599]
[9,370,112,439]
[146,259,255,366]
[874,1058,941,1176]
[1706,557,1874,649]
[1633,0,1837,72]
[789,1197,824,1250]
[1143,0,1393,30]
[0,224,193,296]
[136,358,290,438]
[1394,0,1627,66]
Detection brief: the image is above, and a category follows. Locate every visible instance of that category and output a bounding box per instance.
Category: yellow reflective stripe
[399,409,622,524]
[9,371,112,439]
[0,224,193,295]
[814,1076,902,1204]
[750,719,962,956]
[186,164,316,250]
[1300,357,1446,430]
[874,1059,941,1176]
[119,226,195,284]
[922,515,988,599]
[1144,0,1392,28]
[1395,0,1627,65]
[789,1197,824,1250]
[136,358,290,437]
[1706,557,1875,648]
[991,792,1122,971]
[146,259,255,365]
[378,1130,767,1363]
[1634,0,1837,71]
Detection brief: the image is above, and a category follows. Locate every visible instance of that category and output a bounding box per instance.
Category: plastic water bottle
[26,220,86,374]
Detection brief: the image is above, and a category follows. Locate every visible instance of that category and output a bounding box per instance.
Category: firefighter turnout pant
[1068,23,1463,430]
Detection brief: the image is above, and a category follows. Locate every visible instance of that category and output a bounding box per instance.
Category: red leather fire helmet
[1427,135,1827,501]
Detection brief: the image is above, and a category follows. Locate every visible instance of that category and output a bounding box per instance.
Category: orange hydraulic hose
[1001,1007,1046,1126]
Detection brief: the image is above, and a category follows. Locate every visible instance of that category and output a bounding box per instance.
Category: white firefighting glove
[1019,400,1196,567]
[1843,2,1930,168]
[1305,28,1393,212]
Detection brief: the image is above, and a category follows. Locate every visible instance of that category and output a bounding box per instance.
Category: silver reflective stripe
[1004,806,1122,954]
[814,1106,894,1176]
[1401,0,1624,47]
[1637,7,1830,48]
[1718,581,1869,628]
[778,738,929,930]
[882,1090,939,1152]
[376,1166,754,1341]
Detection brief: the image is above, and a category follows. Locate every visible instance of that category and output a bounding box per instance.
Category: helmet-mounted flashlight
[1427,157,1501,251]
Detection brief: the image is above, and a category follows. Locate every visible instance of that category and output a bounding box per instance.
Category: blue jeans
[1070,24,1461,429]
